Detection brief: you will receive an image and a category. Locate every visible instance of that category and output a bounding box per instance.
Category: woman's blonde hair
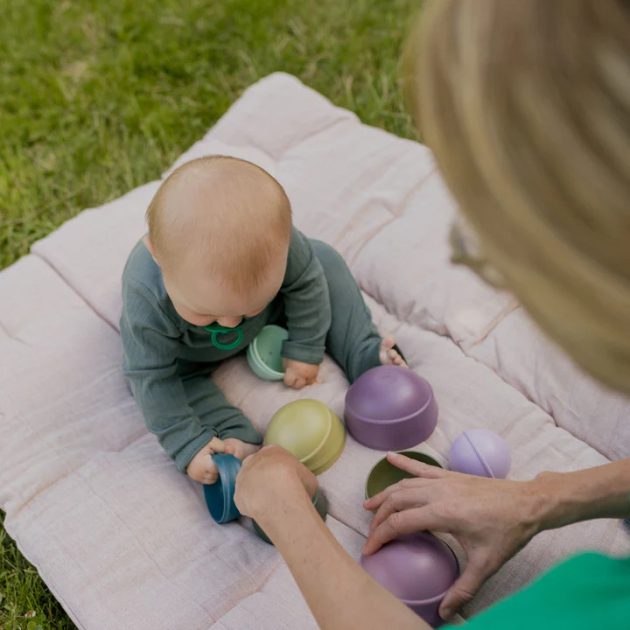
[405,0,630,394]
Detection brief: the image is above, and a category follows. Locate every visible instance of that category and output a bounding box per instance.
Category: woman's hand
[236,448,425,629]
[363,452,545,620]
[234,445,318,519]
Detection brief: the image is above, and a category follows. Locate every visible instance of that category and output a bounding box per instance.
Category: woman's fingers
[362,506,445,555]
[439,550,500,620]
[363,454,448,511]
[364,476,431,511]
[368,487,431,534]
[386,452,448,479]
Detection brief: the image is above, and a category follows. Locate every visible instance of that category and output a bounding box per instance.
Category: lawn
[0,0,419,626]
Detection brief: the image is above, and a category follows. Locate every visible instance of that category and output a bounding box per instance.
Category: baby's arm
[120,280,257,478]
[279,228,332,387]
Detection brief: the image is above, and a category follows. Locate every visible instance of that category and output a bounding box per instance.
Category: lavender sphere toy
[360,532,459,626]
[345,365,438,451]
[448,428,511,478]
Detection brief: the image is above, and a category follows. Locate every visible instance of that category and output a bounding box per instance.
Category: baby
[120,156,405,485]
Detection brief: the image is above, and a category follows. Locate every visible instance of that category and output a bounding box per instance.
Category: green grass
[0,512,74,630]
[0,0,419,626]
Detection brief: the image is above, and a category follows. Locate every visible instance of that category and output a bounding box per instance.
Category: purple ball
[345,366,438,451]
[360,532,459,626]
[448,428,511,478]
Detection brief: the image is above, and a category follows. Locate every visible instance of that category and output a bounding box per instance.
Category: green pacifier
[204,323,244,351]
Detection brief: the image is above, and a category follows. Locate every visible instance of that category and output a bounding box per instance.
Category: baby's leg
[310,240,405,383]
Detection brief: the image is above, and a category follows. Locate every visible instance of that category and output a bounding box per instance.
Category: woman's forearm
[535,458,630,531]
[254,484,427,630]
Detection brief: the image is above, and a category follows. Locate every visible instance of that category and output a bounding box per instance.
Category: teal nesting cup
[203,454,242,523]
[247,325,289,381]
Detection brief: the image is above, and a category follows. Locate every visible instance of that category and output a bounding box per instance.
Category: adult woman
[235,1,630,627]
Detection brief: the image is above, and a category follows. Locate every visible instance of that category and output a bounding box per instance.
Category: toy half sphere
[345,366,438,451]
[360,532,459,627]
[448,428,511,478]
[247,325,289,381]
[264,399,346,475]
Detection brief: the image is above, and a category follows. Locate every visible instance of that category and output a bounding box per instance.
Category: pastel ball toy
[203,453,242,524]
[247,325,289,381]
[448,428,511,478]
[253,489,329,545]
[345,365,438,451]
[360,532,459,627]
[264,399,346,475]
[365,451,443,500]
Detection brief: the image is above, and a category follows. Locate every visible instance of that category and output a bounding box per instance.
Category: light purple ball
[448,428,511,478]
[360,532,459,626]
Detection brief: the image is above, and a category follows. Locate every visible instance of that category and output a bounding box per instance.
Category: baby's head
[145,155,292,328]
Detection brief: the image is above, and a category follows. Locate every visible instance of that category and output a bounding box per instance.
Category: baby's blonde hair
[146,155,292,293]
[405,0,630,394]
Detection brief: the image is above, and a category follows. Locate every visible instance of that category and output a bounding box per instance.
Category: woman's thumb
[439,559,488,620]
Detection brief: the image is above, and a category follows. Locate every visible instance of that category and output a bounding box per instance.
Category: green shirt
[449,552,630,629]
[120,226,331,471]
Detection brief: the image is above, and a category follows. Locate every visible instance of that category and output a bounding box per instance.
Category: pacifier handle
[204,323,244,351]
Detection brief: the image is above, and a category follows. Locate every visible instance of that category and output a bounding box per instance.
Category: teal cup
[247,325,289,381]
[203,454,242,523]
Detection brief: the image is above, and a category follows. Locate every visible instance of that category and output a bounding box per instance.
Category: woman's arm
[535,459,630,527]
[234,446,427,630]
[363,453,630,620]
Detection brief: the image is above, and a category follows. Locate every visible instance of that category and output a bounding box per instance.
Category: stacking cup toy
[360,532,459,627]
[365,451,443,500]
[247,325,289,381]
[345,366,438,451]
[203,453,242,524]
[264,399,346,475]
[253,489,329,545]
[448,428,511,478]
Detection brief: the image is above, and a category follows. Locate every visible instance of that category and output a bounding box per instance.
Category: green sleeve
[447,552,630,630]
[280,227,332,365]
[120,279,219,473]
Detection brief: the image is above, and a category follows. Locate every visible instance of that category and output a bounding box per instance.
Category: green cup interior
[248,348,283,380]
[365,451,442,500]
[252,325,288,373]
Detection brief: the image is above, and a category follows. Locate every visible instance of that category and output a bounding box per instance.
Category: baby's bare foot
[223,438,261,461]
[379,337,407,367]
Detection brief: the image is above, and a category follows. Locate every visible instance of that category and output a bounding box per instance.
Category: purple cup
[360,532,459,627]
[448,428,511,478]
[345,366,438,451]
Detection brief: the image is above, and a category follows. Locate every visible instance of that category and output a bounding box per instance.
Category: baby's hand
[283,359,319,390]
[223,438,261,461]
[186,437,225,484]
